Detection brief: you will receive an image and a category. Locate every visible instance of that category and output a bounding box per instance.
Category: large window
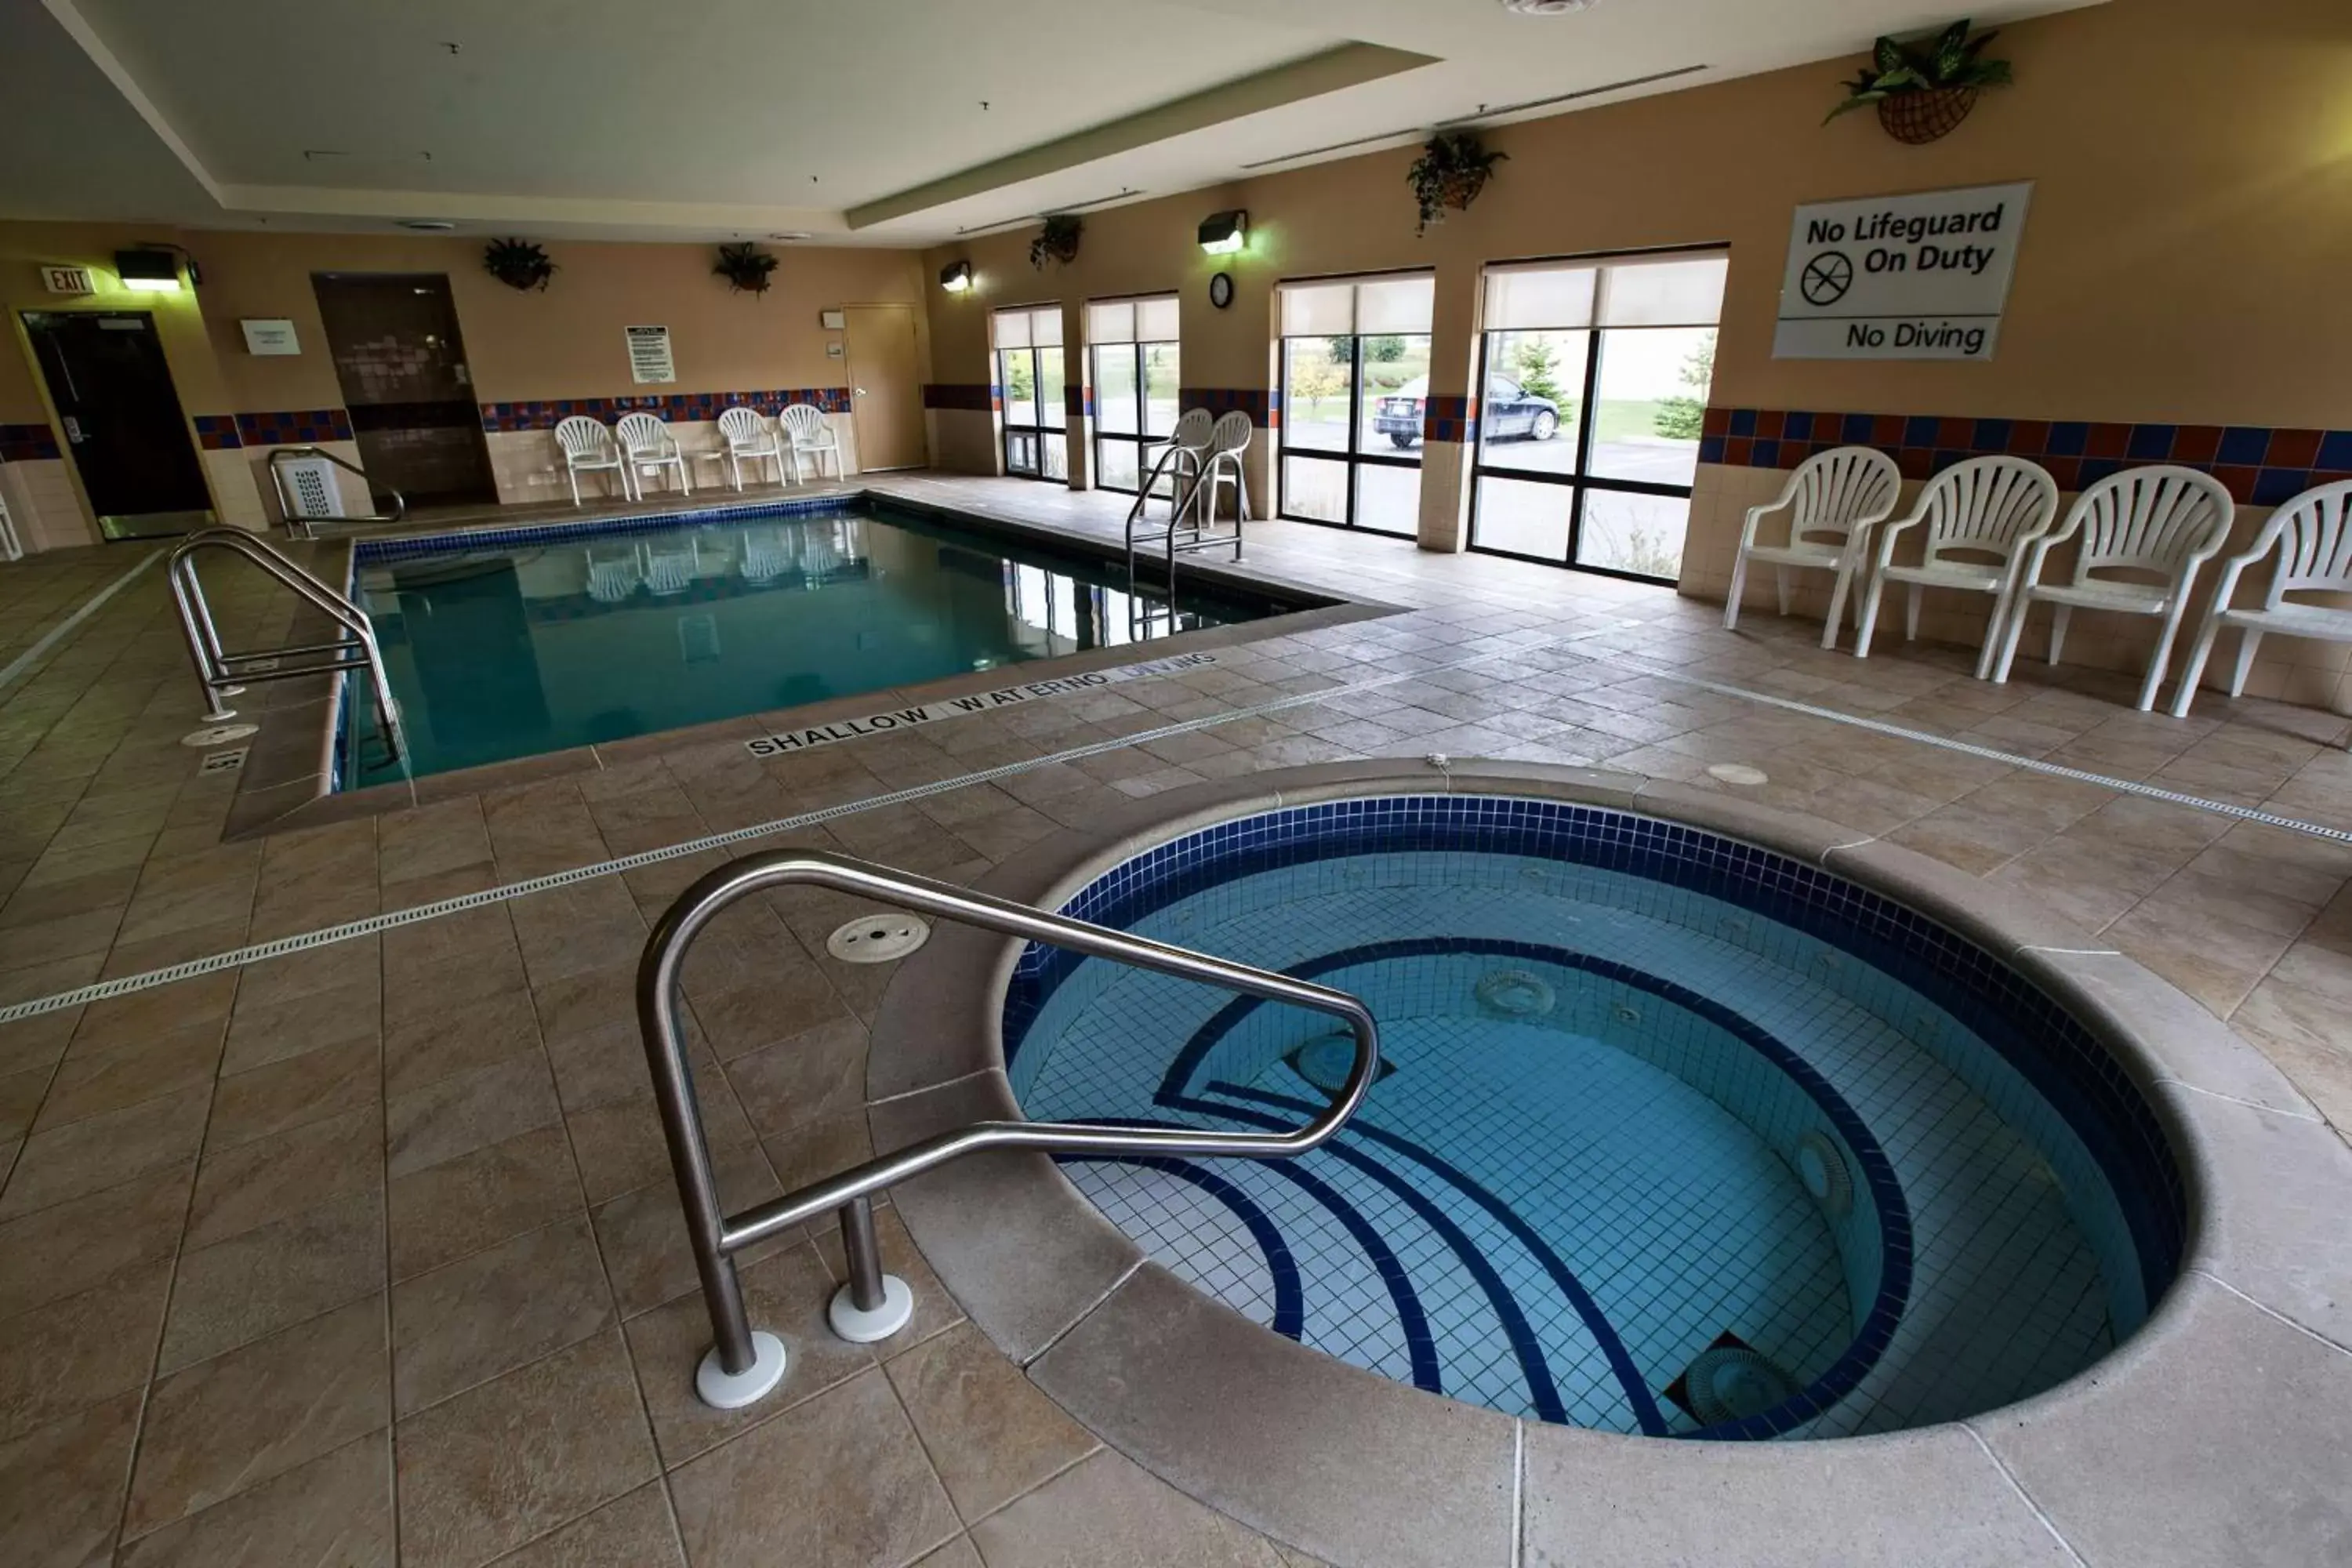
[1087,296,1180,495]
[1276,274,1433,537]
[1469,252,1726,581]
[994,305,1066,482]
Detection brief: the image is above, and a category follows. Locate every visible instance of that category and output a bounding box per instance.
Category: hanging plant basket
[1030,214,1082,270]
[1878,85,1979,144]
[1406,131,1506,235]
[482,238,556,292]
[1827,19,2011,145]
[713,241,779,295]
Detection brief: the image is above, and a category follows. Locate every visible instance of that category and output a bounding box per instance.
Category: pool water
[341,503,1298,786]
[1007,799,2179,1439]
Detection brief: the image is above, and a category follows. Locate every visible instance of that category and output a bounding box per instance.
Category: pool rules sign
[1773,182,2032,361]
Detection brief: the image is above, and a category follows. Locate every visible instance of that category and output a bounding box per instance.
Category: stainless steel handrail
[267,445,407,539]
[639,848,1381,1408]
[1123,437,1204,586]
[166,528,408,765]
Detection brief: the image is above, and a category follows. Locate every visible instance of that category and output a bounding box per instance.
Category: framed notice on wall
[625,324,676,384]
[1773,181,2032,361]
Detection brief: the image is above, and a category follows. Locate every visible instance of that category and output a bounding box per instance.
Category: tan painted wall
[0,226,933,541]
[181,232,934,408]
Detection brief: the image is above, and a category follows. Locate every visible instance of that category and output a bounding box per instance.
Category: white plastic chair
[1196,410,1254,524]
[739,527,797,585]
[616,412,691,499]
[0,493,22,561]
[1722,447,1902,650]
[1855,456,2061,677]
[780,403,843,483]
[2169,478,2352,718]
[584,543,641,603]
[643,537,699,597]
[1141,408,1214,501]
[1990,464,2234,711]
[717,407,785,491]
[554,416,627,506]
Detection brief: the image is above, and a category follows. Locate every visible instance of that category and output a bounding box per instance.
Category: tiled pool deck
[1,474,2348,1566]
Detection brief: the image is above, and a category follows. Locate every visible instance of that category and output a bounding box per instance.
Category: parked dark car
[1371,375,1560,448]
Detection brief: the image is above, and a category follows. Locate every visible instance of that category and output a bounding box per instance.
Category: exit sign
[41,265,94,295]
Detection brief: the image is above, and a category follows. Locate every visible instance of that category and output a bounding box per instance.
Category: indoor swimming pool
[1004,796,2184,1439]
[339,499,1305,786]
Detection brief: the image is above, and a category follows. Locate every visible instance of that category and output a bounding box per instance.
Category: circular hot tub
[998,793,2184,1439]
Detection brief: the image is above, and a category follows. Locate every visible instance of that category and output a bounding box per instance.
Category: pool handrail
[266,445,407,539]
[165,527,408,765]
[638,847,1381,1408]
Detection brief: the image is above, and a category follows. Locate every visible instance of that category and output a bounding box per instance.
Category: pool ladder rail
[267,445,408,540]
[640,848,1382,1409]
[1123,436,1244,595]
[166,527,408,767]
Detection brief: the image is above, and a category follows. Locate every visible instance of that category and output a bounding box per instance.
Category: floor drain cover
[1707,763,1769,786]
[826,914,930,964]
[181,723,259,748]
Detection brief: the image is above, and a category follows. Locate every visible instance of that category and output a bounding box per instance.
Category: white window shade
[1482,265,1596,332]
[1086,296,1178,344]
[1087,301,1134,343]
[1279,282,1354,337]
[1136,295,1179,341]
[1030,307,1063,347]
[1598,255,1728,328]
[1280,275,1436,337]
[994,309,1030,349]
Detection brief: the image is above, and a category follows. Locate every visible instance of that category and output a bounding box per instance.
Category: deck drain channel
[3,614,2345,1024]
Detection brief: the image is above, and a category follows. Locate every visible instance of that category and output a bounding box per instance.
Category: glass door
[993,304,1065,482]
[1469,252,1726,582]
[1087,296,1180,495]
[1276,275,1432,537]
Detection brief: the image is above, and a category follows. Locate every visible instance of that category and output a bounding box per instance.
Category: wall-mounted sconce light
[938,260,974,293]
[114,248,184,292]
[1197,210,1247,256]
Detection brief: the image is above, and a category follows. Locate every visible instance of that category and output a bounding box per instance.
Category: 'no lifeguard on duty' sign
[1773,181,2033,361]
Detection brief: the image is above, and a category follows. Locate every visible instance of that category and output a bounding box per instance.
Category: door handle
[61,416,85,443]
[855,387,867,397]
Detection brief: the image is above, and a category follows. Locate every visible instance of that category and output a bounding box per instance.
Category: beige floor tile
[0,1087,208,1222]
[185,1104,381,1249]
[385,1051,561,1179]
[483,1481,682,1568]
[590,1142,783,1319]
[395,1325,657,1568]
[0,1391,139,1568]
[205,1037,379,1153]
[390,1123,585,1283]
[116,1428,393,1568]
[668,1367,959,1568]
[125,1294,387,1537]
[220,972,381,1076]
[393,1215,614,1414]
[724,1016,869,1142]
[33,1018,224,1134]
[966,1449,1284,1568]
[622,1242,876,1468]
[885,1323,1098,1523]
[160,1189,386,1372]
[0,1160,189,1323]
[384,986,543,1102]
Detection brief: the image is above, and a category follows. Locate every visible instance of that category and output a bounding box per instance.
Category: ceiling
[2,0,2102,245]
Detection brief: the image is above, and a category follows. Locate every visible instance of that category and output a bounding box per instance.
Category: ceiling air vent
[1501,0,1599,13]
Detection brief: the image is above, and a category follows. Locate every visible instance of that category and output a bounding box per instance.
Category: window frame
[1466,246,1726,584]
[1087,296,1180,497]
[993,305,1064,484]
[1272,272,1436,539]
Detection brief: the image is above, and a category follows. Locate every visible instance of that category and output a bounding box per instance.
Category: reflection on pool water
[342,502,1301,786]
[1005,797,2183,1439]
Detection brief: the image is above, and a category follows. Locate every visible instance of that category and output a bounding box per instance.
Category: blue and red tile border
[232,408,357,447]
[0,423,63,463]
[1181,387,1272,426]
[479,388,851,434]
[1699,407,2352,506]
[1422,394,1476,445]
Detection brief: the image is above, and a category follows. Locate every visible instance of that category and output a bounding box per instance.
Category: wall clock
[1208,271,1234,309]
